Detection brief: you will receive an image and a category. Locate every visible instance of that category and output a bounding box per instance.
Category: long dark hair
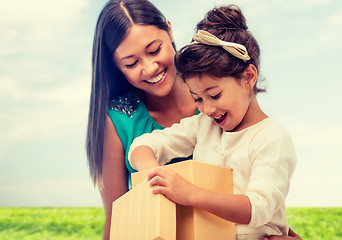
[175,5,265,94]
[87,0,172,184]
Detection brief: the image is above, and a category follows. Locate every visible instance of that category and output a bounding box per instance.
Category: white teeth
[214,113,225,120]
[146,70,166,83]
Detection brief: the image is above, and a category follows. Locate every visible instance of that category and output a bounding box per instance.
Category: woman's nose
[142,58,158,77]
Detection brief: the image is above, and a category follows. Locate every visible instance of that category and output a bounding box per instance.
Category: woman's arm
[287,228,302,240]
[261,228,302,240]
[147,167,251,224]
[98,115,128,240]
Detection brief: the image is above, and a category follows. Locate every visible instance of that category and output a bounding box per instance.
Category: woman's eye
[211,93,221,100]
[194,97,202,103]
[125,61,138,69]
[149,45,161,55]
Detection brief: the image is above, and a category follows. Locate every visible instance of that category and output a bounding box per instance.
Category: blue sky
[0,0,341,207]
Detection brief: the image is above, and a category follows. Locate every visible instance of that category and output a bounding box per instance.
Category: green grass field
[0,207,341,239]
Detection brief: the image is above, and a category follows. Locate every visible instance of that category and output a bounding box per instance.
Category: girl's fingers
[146,166,173,181]
[148,175,166,187]
[150,185,167,195]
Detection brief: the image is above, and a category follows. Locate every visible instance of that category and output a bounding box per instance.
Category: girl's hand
[146,167,199,206]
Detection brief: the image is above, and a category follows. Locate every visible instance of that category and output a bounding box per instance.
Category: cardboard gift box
[110,160,236,240]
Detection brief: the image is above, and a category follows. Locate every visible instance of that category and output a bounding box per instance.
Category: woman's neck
[140,77,197,127]
[142,78,191,111]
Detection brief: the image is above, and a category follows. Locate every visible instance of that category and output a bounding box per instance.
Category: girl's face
[185,74,254,132]
[113,23,177,97]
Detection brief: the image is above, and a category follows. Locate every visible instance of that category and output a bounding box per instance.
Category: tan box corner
[132,160,235,240]
[110,179,176,240]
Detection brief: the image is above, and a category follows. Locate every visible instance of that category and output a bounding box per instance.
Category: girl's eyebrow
[120,40,158,62]
[190,86,218,95]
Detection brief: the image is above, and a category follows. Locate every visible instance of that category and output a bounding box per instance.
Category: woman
[86,1,302,239]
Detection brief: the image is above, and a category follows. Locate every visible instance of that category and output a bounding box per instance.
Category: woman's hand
[261,228,302,240]
[146,167,199,206]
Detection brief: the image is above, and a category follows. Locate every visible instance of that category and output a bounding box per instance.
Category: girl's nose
[202,102,216,116]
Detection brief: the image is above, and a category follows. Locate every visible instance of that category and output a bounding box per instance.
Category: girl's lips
[214,112,227,125]
[144,69,166,84]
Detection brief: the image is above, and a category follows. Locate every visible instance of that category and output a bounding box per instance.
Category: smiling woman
[86,0,197,239]
[113,24,177,97]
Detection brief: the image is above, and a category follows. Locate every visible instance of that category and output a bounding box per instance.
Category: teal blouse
[107,91,198,189]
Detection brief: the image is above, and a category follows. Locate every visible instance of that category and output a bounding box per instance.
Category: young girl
[128,5,297,240]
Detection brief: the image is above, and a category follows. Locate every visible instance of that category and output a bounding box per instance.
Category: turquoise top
[107,91,198,189]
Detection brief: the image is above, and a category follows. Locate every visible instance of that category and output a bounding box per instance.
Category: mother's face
[113,23,177,98]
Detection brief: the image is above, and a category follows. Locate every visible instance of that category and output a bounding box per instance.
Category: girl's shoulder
[250,118,294,145]
[258,118,289,135]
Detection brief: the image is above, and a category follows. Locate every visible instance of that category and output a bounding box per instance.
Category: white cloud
[2,74,90,105]
[0,0,92,143]
[0,66,91,144]
[0,0,88,56]
[288,124,342,146]
[3,85,90,143]
[238,1,271,18]
[0,176,102,207]
[284,121,342,206]
[287,170,342,206]
[296,0,333,8]
[317,8,342,46]
[327,8,342,25]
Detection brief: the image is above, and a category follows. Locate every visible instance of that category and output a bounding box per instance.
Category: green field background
[0,207,341,239]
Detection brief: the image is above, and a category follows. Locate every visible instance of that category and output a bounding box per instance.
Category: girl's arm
[128,114,200,169]
[129,145,160,171]
[147,167,251,224]
[192,187,251,224]
[98,115,129,240]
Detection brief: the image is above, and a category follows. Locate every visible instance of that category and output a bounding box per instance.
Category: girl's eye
[125,61,138,69]
[210,93,221,100]
[149,45,161,55]
[194,97,202,103]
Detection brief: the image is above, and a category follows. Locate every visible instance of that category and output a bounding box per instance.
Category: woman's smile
[144,68,167,84]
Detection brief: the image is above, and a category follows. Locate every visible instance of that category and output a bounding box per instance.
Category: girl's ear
[243,64,258,90]
[166,20,174,43]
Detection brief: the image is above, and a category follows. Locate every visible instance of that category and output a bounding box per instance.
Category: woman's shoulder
[107,91,163,141]
[108,91,142,119]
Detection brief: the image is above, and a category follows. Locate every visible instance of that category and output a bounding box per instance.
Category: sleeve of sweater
[128,114,201,166]
[245,121,297,227]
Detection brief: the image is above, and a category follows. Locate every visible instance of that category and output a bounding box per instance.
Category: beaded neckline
[109,94,140,118]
